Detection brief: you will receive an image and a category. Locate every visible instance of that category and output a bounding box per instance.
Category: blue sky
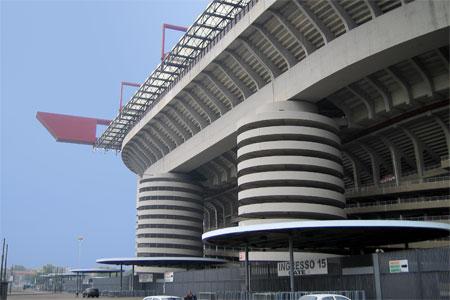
[1,0,208,269]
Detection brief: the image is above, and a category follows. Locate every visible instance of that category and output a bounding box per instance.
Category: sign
[138,273,153,283]
[164,271,174,282]
[239,251,246,261]
[389,259,409,273]
[277,258,328,276]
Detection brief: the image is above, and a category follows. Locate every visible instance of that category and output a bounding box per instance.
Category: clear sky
[1,0,208,269]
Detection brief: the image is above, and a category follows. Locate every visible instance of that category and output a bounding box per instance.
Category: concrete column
[372,253,383,300]
[237,102,346,225]
[391,150,402,186]
[135,173,204,258]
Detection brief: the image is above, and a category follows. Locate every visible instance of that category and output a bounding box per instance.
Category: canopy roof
[69,268,123,274]
[202,220,450,250]
[96,257,227,267]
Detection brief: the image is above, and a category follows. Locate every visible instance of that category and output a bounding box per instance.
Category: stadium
[38,0,450,298]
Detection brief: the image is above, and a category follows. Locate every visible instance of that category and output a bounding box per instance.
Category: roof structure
[69,268,123,273]
[95,0,253,151]
[96,257,227,267]
[202,220,450,250]
[40,273,81,278]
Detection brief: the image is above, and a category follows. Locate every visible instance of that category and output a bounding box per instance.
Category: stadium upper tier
[100,0,449,178]
[91,0,450,261]
[95,0,253,151]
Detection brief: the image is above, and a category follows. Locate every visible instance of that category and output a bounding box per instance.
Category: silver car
[299,295,351,300]
[143,296,182,300]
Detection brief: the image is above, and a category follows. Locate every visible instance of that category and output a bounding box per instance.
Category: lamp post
[77,236,84,268]
[77,236,83,295]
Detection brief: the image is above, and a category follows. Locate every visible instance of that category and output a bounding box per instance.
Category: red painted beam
[36,111,111,145]
[161,23,188,61]
[119,81,141,112]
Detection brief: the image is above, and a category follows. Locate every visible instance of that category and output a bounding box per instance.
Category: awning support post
[289,235,295,293]
[245,245,250,292]
[120,264,123,292]
[131,265,135,292]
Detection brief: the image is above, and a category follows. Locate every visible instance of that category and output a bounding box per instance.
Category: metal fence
[101,289,157,297]
[198,290,365,300]
[99,247,449,300]
[0,282,7,300]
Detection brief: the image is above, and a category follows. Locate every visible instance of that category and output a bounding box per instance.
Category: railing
[198,290,366,300]
[425,162,443,171]
[385,215,450,221]
[347,195,450,208]
[346,175,450,194]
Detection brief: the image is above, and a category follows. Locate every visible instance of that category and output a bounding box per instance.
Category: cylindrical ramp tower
[237,102,346,226]
[136,173,204,257]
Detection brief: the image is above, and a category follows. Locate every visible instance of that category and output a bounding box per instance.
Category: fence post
[372,253,382,300]
[416,249,424,300]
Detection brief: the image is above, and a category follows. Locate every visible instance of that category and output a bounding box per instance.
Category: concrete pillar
[237,101,346,225]
[372,253,383,300]
[135,173,204,273]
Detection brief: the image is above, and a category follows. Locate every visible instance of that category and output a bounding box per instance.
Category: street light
[77,236,84,268]
[76,236,84,296]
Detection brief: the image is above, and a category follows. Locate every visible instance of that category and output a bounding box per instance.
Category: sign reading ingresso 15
[277,258,328,276]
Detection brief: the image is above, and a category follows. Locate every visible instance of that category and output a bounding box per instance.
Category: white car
[299,294,351,300]
[143,296,182,300]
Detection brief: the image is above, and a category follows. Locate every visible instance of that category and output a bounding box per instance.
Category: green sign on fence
[389,259,409,273]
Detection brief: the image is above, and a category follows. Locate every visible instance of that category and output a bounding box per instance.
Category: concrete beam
[327,0,356,31]
[409,57,434,97]
[224,50,265,89]
[212,61,253,98]
[193,82,229,115]
[432,114,450,153]
[238,37,281,79]
[160,112,191,141]
[178,93,214,126]
[364,0,382,19]
[167,105,200,135]
[268,9,314,55]
[203,72,240,107]
[293,0,334,43]
[385,67,413,105]
[347,85,375,119]
[251,24,297,67]
[365,76,393,113]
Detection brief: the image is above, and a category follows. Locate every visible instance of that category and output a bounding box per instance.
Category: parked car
[299,295,351,300]
[82,288,100,298]
[143,296,182,300]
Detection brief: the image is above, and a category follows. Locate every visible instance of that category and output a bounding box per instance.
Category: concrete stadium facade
[99,0,450,269]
